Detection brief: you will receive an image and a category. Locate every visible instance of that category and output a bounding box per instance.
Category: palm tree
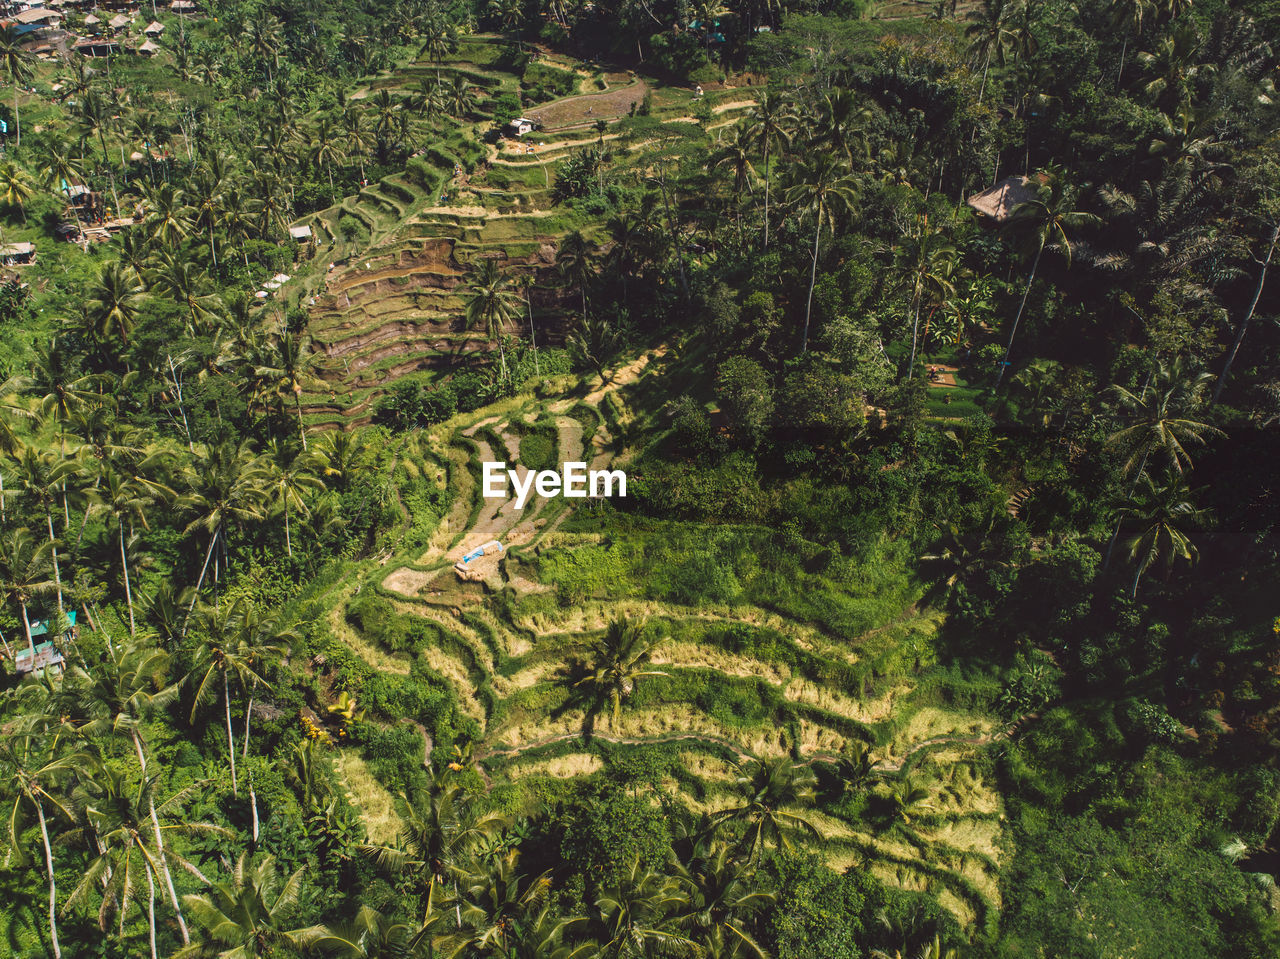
[784,155,859,353]
[920,510,1009,597]
[254,331,320,450]
[65,762,223,959]
[61,640,193,943]
[750,91,792,250]
[91,466,173,636]
[0,25,35,148]
[993,169,1098,388]
[674,844,773,958]
[15,445,74,615]
[147,254,222,334]
[0,734,80,959]
[190,167,226,270]
[142,182,194,247]
[1110,0,1158,87]
[187,598,293,802]
[556,230,596,320]
[879,778,933,825]
[1107,358,1222,478]
[1118,472,1206,597]
[569,617,667,735]
[1213,200,1279,404]
[595,861,696,959]
[896,226,959,377]
[263,440,324,558]
[304,905,416,958]
[177,852,308,959]
[343,108,373,183]
[445,75,478,119]
[710,758,820,860]
[312,117,347,198]
[417,9,459,84]
[449,850,556,956]
[178,440,269,621]
[966,0,1017,104]
[466,259,524,385]
[0,526,55,656]
[362,773,508,922]
[0,161,35,222]
[85,261,145,346]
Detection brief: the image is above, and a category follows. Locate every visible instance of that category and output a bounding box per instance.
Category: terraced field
[319,349,1009,937]
[284,41,759,429]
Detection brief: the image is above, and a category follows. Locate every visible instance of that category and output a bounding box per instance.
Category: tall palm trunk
[978,49,992,105]
[145,863,158,959]
[1213,221,1278,405]
[224,670,238,798]
[21,601,36,657]
[120,521,135,636]
[762,140,771,250]
[994,243,1043,389]
[207,222,218,271]
[243,683,259,842]
[44,509,63,615]
[132,730,190,944]
[294,392,308,451]
[184,528,219,633]
[801,206,824,354]
[14,86,20,149]
[35,799,62,959]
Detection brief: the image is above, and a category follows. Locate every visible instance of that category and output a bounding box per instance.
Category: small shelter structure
[169,0,195,11]
[82,11,100,28]
[137,38,159,55]
[107,12,130,33]
[142,18,162,34]
[504,117,535,137]
[288,224,313,241]
[12,6,64,26]
[966,176,1040,224]
[0,242,36,266]
[75,37,119,55]
[11,611,76,676]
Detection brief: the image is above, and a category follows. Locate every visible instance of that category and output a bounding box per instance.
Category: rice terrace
[0,0,1277,956]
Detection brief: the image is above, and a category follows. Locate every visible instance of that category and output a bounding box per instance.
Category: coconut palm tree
[784,155,859,353]
[147,253,222,334]
[0,526,55,655]
[595,861,696,959]
[187,597,293,802]
[311,117,347,198]
[466,258,524,385]
[14,446,77,615]
[141,182,194,247]
[878,778,933,825]
[85,261,145,346]
[448,849,557,956]
[263,439,324,558]
[177,852,308,959]
[556,230,596,320]
[1110,0,1158,87]
[362,773,508,923]
[64,761,224,959]
[91,465,173,636]
[1107,358,1222,478]
[178,440,269,621]
[673,843,773,958]
[966,0,1018,103]
[0,26,35,148]
[61,640,193,943]
[569,617,668,735]
[749,91,792,250]
[993,168,1099,388]
[254,330,320,450]
[303,905,417,958]
[710,758,820,860]
[0,161,35,222]
[1118,471,1207,597]
[896,226,959,377]
[417,8,459,84]
[0,733,81,959]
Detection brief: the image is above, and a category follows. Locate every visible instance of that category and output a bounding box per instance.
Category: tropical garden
[0,0,1279,955]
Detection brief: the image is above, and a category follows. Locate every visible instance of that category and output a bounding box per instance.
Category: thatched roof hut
[967,176,1040,223]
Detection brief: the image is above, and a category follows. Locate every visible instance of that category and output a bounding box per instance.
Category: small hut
[143,19,164,35]
[108,12,131,34]
[288,225,314,242]
[0,242,36,266]
[504,117,536,137]
[137,38,159,55]
[966,176,1040,224]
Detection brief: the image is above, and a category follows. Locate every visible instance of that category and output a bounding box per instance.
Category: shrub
[519,432,555,470]
[337,214,370,243]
